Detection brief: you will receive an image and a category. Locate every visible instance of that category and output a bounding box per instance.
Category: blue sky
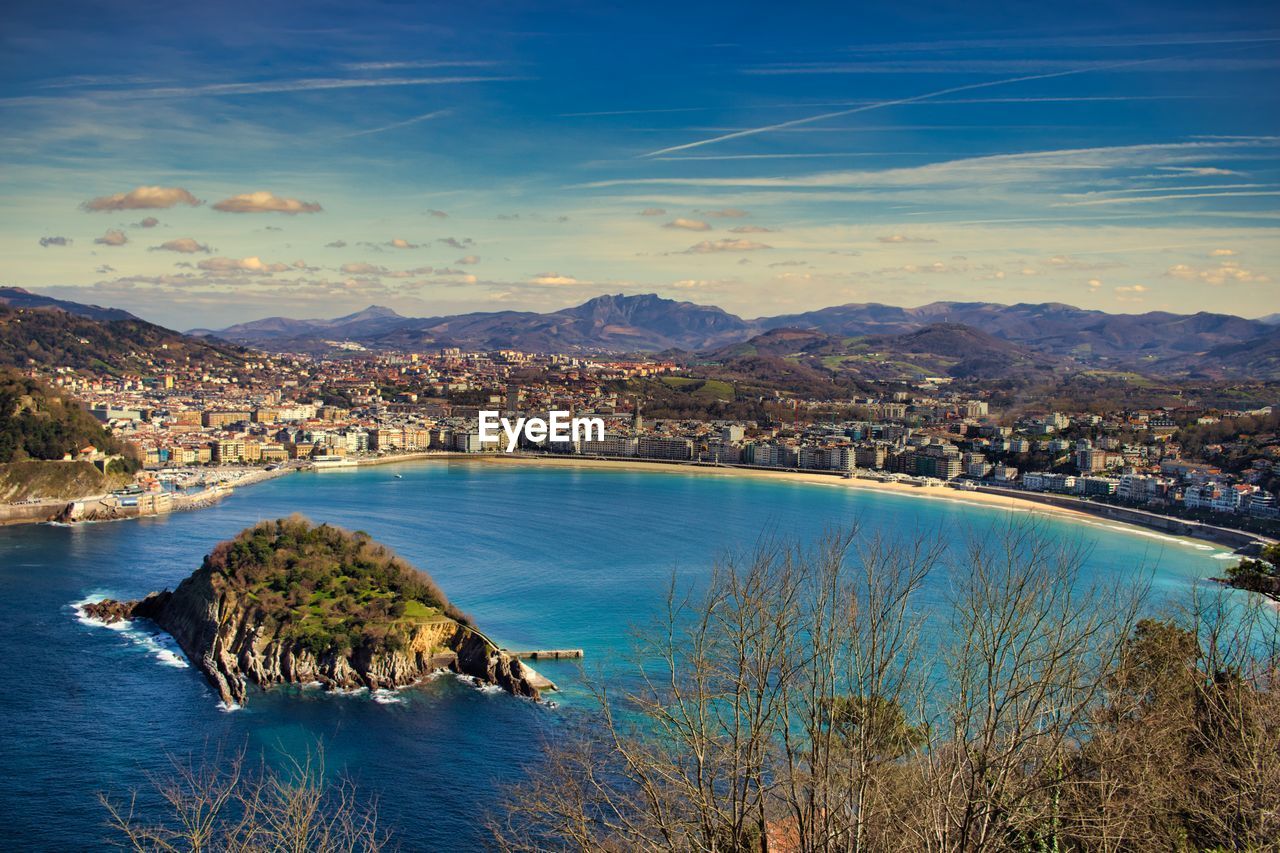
[2,0,1278,328]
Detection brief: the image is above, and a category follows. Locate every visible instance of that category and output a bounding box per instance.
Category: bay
[0,460,1232,849]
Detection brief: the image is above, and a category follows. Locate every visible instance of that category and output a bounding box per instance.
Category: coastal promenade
[973,486,1275,552]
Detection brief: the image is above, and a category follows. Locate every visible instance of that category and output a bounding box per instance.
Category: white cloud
[900,261,956,274]
[1210,248,1236,257]
[18,74,521,104]
[388,238,419,249]
[456,255,480,264]
[683,239,772,253]
[664,218,711,231]
[878,234,936,243]
[82,186,201,211]
[1114,284,1149,301]
[212,191,322,214]
[154,237,210,254]
[1154,166,1240,177]
[531,272,579,285]
[1087,278,1103,288]
[1166,261,1268,286]
[589,139,1280,190]
[94,228,128,246]
[198,256,290,274]
[341,262,388,275]
[135,216,160,228]
[1046,254,1120,271]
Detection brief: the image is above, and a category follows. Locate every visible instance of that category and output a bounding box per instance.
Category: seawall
[975,486,1274,551]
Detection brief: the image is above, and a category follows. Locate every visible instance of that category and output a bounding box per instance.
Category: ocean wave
[70,596,133,631]
[70,595,190,668]
[450,672,503,693]
[217,701,243,713]
[326,686,369,697]
[371,688,405,705]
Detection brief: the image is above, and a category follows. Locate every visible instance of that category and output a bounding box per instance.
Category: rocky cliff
[83,517,549,704]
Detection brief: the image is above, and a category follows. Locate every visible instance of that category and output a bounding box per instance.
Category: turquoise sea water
[0,460,1236,849]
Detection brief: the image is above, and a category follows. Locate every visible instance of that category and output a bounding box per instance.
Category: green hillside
[0,368,128,464]
[0,304,247,374]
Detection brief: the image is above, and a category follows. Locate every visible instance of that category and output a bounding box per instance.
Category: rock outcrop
[83,517,549,705]
[86,582,546,704]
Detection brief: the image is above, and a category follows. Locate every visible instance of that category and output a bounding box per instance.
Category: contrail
[343,109,451,138]
[639,57,1178,158]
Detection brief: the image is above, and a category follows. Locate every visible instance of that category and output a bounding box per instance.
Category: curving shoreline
[367,452,1271,554]
[8,449,1269,555]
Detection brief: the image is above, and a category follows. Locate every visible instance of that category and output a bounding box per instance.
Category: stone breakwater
[84,580,548,705]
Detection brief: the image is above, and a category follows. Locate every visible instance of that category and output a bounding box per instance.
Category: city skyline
[3,0,1279,329]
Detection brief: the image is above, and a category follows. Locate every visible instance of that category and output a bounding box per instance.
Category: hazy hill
[195,304,414,346]
[702,323,1063,385]
[0,286,138,322]
[217,293,756,353]
[0,301,246,374]
[6,287,1275,380]
[760,301,1275,366]
[200,293,1279,378]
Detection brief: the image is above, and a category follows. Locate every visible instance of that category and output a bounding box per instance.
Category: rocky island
[84,516,551,705]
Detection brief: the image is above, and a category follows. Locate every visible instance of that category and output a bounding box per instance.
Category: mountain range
[194,292,1279,380]
[2,285,1276,382]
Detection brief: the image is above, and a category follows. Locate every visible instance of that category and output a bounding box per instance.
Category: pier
[505,649,584,660]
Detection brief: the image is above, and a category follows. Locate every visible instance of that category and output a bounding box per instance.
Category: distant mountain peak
[332,305,402,323]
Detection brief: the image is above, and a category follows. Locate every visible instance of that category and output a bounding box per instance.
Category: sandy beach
[477,454,1103,518]
[366,452,1250,550]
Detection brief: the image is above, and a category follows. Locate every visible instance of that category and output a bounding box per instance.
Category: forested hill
[0,367,123,463]
[0,302,248,374]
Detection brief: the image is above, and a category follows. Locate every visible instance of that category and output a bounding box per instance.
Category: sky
[2,0,1279,330]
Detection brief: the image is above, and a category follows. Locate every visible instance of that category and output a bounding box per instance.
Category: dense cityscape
[32,338,1278,536]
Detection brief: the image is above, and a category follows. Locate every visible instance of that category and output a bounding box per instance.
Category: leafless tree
[101,741,389,852]
[492,524,944,852]
[908,522,1146,852]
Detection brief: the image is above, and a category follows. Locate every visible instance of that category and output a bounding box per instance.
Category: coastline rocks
[86,581,543,704]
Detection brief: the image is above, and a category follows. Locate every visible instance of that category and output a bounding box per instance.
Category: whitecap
[69,595,133,632]
[217,700,243,713]
[327,686,368,697]
[71,595,189,668]
[371,688,405,705]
